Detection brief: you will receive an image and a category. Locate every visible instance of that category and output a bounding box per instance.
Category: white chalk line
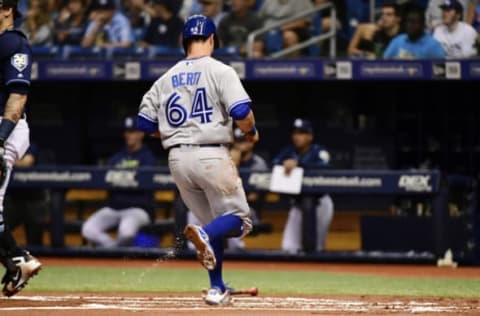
[0,295,478,313]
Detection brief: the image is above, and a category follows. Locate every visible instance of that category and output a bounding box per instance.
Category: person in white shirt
[426,0,479,29]
[433,0,478,58]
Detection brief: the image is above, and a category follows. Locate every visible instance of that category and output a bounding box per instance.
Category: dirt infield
[0,258,479,315]
[1,293,479,315]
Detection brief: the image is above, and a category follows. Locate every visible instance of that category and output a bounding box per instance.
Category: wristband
[247,126,257,136]
[0,119,16,146]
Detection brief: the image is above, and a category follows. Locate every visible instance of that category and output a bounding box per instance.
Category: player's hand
[150,131,161,138]
[283,159,298,175]
[230,148,241,167]
[244,130,259,144]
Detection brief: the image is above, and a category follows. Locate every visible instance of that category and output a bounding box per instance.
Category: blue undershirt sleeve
[229,102,251,120]
[137,115,158,134]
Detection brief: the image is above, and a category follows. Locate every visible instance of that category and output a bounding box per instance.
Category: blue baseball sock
[203,214,243,241]
[203,215,243,293]
[208,238,225,292]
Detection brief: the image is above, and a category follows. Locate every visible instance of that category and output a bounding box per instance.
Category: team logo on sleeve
[11,54,29,72]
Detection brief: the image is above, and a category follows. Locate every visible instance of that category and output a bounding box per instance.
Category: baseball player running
[0,0,42,297]
[137,15,258,305]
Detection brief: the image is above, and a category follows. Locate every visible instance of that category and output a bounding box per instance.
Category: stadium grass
[25,265,480,298]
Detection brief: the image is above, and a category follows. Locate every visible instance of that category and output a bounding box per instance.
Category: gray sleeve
[294,0,314,14]
[426,0,442,29]
[462,27,478,57]
[252,155,269,171]
[219,67,251,114]
[28,24,53,45]
[138,81,161,122]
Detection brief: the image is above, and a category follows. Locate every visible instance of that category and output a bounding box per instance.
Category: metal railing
[370,0,376,23]
[247,3,337,59]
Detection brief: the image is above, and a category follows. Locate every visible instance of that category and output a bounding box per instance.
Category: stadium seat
[308,12,323,57]
[264,30,283,55]
[31,45,61,59]
[344,0,371,39]
[61,45,106,59]
[147,45,184,58]
[253,0,264,11]
[105,46,149,59]
[214,46,240,57]
[133,28,146,42]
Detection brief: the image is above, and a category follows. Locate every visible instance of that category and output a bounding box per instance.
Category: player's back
[150,56,247,149]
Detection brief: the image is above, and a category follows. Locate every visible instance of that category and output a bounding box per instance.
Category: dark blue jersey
[0,30,32,114]
[108,145,156,168]
[239,153,268,171]
[272,144,330,169]
[144,15,183,47]
[107,145,157,220]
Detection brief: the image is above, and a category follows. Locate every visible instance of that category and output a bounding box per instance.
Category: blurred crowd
[15,0,480,58]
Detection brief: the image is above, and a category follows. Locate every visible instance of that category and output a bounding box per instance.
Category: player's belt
[168,143,226,151]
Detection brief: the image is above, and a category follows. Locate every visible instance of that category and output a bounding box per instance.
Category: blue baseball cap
[292,118,313,134]
[440,0,463,12]
[124,116,139,131]
[182,14,219,49]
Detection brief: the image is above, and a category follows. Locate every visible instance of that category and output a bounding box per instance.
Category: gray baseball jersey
[138,55,253,233]
[139,56,251,149]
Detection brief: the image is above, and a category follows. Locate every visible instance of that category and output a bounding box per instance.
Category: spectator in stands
[230,127,268,172]
[217,0,264,57]
[124,0,154,29]
[82,116,156,248]
[140,0,183,47]
[273,119,334,253]
[433,0,477,58]
[229,128,267,249]
[245,0,256,11]
[348,2,402,58]
[312,0,340,33]
[384,6,446,59]
[20,0,54,45]
[54,0,88,45]
[81,0,133,48]
[426,0,479,29]
[4,145,48,246]
[180,0,202,21]
[199,0,225,26]
[257,0,314,53]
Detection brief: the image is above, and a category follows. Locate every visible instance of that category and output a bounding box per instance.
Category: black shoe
[2,251,42,297]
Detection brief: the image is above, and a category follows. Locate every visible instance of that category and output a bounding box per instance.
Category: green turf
[25,265,480,298]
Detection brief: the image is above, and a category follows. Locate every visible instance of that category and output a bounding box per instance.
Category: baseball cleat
[202,285,233,296]
[203,287,232,306]
[184,224,216,270]
[2,251,42,297]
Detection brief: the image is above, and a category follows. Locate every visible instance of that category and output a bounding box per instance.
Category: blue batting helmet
[182,14,219,50]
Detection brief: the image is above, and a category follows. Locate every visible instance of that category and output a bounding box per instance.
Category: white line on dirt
[0,295,477,313]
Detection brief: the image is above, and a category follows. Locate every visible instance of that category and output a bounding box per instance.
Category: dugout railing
[10,166,478,264]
